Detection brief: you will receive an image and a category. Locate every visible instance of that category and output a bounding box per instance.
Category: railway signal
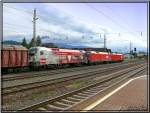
[134,48,136,52]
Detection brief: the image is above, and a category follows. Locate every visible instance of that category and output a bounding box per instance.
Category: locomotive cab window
[29,48,37,56]
[40,51,44,55]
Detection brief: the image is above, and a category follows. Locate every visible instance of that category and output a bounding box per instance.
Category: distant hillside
[42,43,58,48]
[2,40,21,45]
[41,36,90,49]
[55,43,90,48]
[2,40,103,50]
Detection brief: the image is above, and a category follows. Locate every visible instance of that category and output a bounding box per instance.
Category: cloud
[3,3,110,41]
[37,4,109,36]
[3,4,33,37]
[3,3,147,53]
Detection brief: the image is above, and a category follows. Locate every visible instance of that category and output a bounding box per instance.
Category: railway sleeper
[96,85,109,88]
[96,86,108,90]
[61,99,76,105]
[54,102,71,108]
[77,93,90,97]
[37,107,47,111]
[86,89,98,93]
[88,88,102,92]
[72,95,87,99]
[67,97,81,102]
[46,104,65,111]
[91,86,106,89]
[82,91,96,95]
[90,88,105,92]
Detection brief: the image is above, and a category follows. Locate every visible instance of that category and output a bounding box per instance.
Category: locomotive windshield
[29,48,37,56]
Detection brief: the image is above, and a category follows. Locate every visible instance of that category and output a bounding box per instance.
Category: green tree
[29,37,36,48]
[21,37,28,48]
[36,35,42,46]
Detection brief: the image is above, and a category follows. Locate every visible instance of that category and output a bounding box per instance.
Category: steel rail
[18,65,146,111]
[2,62,144,96]
[3,61,144,88]
[2,60,144,81]
[2,60,134,75]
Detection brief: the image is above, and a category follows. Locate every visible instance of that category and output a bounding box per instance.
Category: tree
[36,35,42,46]
[21,37,28,48]
[29,37,36,48]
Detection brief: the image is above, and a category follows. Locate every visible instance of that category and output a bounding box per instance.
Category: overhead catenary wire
[4,3,143,39]
[4,23,33,29]
[3,5,33,14]
[84,3,142,39]
[4,23,94,43]
[3,4,104,38]
[3,4,109,43]
[4,23,59,33]
[47,5,119,41]
[104,4,143,37]
[4,4,142,48]
[3,5,81,40]
[3,5,117,46]
[4,23,70,37]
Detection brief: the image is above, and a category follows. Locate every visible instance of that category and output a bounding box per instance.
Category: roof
[30,46,52,51]
[73,48,112,52]
[112,53,124,55]
[2,45,28,50]
[51,48,81,53]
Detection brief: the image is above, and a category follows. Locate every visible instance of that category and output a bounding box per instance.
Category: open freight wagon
[1,45,29,72]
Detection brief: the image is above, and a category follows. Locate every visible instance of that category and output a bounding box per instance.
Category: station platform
[83,75,148,111]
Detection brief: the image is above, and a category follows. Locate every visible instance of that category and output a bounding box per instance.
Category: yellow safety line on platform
[82,75,147,112]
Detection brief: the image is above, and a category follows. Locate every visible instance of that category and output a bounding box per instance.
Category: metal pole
[130,41,132,59]
[33,9,38,47]
[104,34,106,48]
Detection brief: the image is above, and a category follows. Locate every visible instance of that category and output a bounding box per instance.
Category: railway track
[2,62,145,96]
[2,60,129,76]
[2,60,144,82]
[2,63,121,81]
[2,63,120,81]
[18,64,146,111]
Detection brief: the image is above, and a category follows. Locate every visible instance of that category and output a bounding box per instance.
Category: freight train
[1,45,124,73]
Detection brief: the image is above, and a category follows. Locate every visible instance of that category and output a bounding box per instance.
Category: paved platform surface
[86,75,148,111]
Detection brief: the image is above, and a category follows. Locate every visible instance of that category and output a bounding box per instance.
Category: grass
[66,80,92,89]
[30,90,57,100]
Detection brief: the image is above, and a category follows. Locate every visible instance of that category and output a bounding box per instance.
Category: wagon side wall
[1,47,29,68]
[1,50,9,67]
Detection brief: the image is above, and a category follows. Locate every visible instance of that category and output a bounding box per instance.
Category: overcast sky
[3,3,147,52]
